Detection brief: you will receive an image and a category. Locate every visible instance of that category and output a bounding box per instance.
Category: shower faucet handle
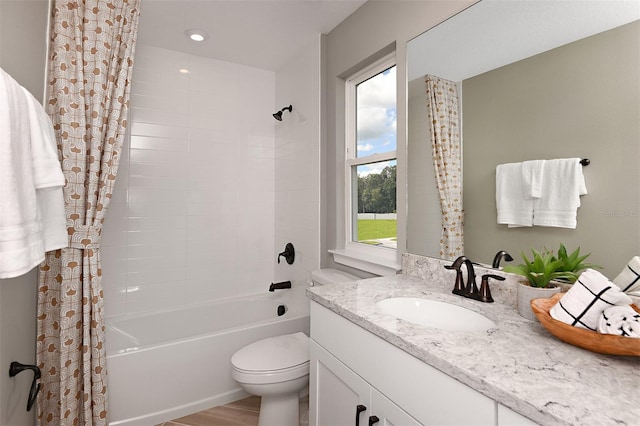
[277,243,295,265]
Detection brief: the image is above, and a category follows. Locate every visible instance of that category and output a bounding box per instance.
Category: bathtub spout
[269,281,292,292]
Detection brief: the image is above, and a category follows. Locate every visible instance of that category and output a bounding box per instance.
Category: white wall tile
[124,281,186,314]
[102,43,277,317]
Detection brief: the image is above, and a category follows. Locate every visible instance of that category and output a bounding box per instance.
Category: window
[344,55,397,261]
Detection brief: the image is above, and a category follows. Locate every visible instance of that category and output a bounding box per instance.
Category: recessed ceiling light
[185,29,208,42]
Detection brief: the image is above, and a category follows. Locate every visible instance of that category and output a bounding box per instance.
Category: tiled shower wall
[101,44,277,318]
[274,36,321,287]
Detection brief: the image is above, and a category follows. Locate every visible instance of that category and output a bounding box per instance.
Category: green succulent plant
[503,244,600,288]
[555,243,601,283]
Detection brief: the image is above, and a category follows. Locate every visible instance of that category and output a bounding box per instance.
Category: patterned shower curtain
[425,75,464,260]
[36,0,140,424]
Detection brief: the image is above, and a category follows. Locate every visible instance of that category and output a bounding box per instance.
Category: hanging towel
[597,305,640,338]
[550,269,632,331]
[521,159,545,199]
[21,87,67,252]
[612,256,640,296]
[496,162,534,227]
[0,68,66,279]
[532,158,587,228]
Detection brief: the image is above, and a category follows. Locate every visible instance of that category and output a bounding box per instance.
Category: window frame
[342,52,398,270]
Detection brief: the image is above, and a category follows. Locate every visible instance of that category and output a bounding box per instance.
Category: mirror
[407,0,640,273]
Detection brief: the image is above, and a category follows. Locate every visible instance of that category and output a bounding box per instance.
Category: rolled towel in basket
[597,305,640,338]
[550,269,632,331]
[612,256,640,296]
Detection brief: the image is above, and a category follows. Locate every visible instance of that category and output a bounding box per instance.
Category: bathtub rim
[106,290,309,356]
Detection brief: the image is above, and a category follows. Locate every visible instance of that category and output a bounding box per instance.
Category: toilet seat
[231,332,310,384]
[232,362,310,384]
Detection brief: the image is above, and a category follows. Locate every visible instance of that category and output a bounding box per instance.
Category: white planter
[517,282,561,321]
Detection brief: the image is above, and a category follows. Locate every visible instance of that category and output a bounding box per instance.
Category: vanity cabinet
[311,340,420,426]
[310,302,497,426]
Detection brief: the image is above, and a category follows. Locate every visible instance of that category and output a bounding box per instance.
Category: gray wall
[323,0,475,271]
[462,21,640,274]
[0,1,49,424]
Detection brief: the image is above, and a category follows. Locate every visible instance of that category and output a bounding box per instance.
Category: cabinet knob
[369,415,380,426]
[355,404,367,426]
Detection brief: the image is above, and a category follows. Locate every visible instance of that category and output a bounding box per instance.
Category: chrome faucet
[445,256,477,298]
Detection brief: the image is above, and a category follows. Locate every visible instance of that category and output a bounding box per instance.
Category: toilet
[231,268,359,426]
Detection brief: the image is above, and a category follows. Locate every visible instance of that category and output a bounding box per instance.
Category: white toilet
[230,269,359,426]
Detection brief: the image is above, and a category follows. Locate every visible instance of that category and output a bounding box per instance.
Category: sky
[356,65,396,177]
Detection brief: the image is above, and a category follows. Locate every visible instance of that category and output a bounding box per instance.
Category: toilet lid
[232,332,309,372]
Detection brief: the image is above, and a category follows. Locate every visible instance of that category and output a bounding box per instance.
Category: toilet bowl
[231,269,359,426]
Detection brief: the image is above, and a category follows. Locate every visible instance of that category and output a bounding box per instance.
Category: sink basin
[376,297,496,332]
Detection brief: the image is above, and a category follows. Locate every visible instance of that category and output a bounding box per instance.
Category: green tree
[358,165,396,213]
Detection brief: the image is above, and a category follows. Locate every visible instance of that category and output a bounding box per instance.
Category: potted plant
[555,244,601,284]
[504,244,599,320]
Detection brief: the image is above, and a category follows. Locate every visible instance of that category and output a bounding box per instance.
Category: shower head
[273,105,293,121]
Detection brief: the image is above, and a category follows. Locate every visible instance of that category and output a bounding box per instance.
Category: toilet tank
[310,269,359,286]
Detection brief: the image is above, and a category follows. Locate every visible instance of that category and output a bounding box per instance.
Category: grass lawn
[357,219,397,241]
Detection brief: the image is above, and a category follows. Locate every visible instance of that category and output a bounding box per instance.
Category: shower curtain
[425,75,464,260]
[36,0,140,424]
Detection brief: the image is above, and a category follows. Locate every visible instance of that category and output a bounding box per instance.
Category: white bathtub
[106,287,310,425]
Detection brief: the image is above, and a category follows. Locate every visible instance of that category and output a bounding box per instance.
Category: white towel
[550,269,632,331]
[532,158,587,228]
[521,160,545,199]
[612,256,640,296]
[496,162,533,227]
[597,305,640,338]
[0,68,65,279]
[21,87,67,253]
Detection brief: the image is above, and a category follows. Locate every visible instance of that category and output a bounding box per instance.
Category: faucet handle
[478,274,505,303]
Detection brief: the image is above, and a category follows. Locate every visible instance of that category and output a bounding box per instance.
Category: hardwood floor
[157,395,309,426]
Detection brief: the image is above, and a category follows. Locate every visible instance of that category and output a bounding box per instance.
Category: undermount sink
[376,297,496,332]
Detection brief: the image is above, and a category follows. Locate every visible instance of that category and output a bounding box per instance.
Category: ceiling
[136,0,367,71]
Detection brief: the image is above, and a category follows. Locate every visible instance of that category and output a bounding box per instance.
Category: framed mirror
[407,0,640,273]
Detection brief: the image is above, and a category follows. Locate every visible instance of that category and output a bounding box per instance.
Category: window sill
[329,248,400,277]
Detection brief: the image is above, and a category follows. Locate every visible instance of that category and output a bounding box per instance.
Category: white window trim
[333,52,399,276]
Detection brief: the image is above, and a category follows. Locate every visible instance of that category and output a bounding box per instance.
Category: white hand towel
[532,158,587,228]
[21,87,64,190]
[0,68,66,279]
[496,162,533,227]
[21,87,67,252]
[0,68,44,278]
[612,256,640,296]
[550,269,632,331]
[597,305,640,338]
[521,160,545,199]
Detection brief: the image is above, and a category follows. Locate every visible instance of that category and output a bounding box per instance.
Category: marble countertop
[307,274,639,426]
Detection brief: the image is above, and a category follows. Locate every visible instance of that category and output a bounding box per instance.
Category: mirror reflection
[407,0,640,273]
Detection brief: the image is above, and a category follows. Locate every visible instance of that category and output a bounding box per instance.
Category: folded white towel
[612,256,640,296]
[532,158,587,229]
[597,305,640,338]
[550,269,632,331]
[521,160,545,199]
[496,162,533,227]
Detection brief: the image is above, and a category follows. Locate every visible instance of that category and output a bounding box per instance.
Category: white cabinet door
[371,389,421,426]
[311,340,371,426]
[311,340,420,426]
